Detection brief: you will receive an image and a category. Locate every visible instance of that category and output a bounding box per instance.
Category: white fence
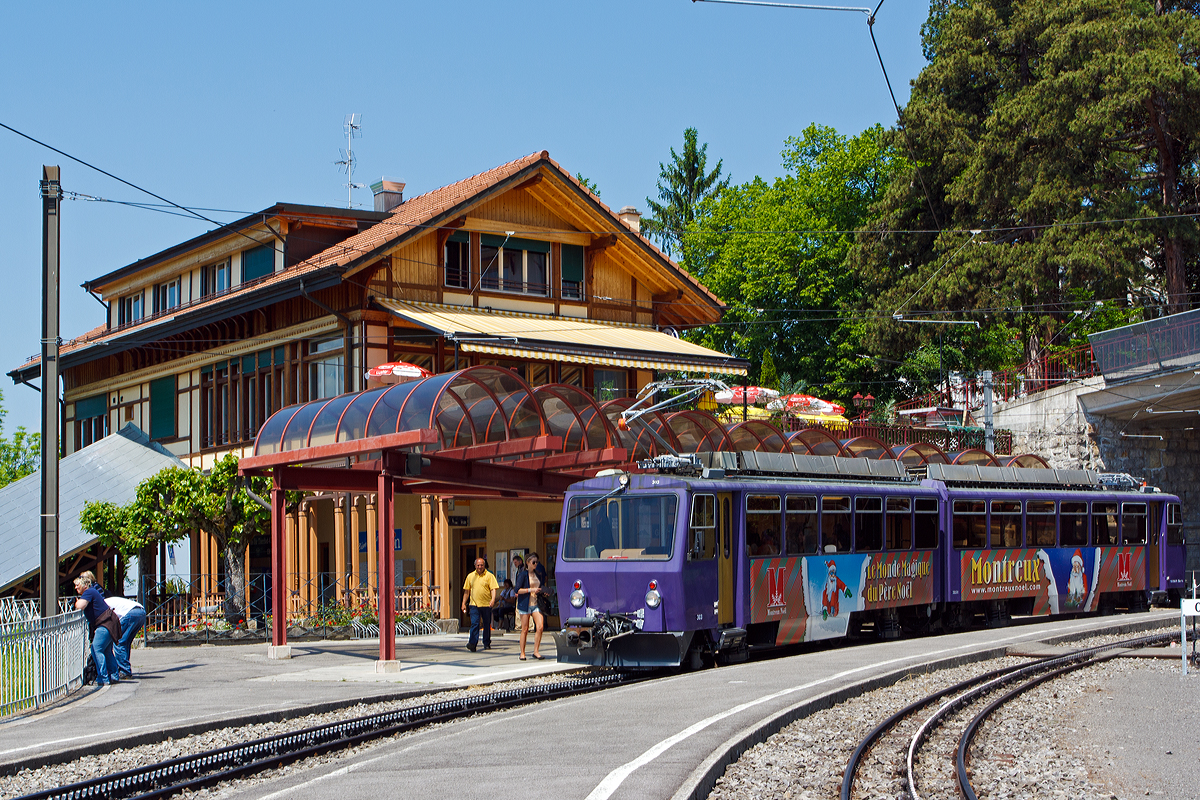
[0,601,88,718]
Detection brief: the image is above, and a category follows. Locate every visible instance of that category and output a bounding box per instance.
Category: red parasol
[767,393,846,415]
[365,361,433,382]
[714,386,781,405]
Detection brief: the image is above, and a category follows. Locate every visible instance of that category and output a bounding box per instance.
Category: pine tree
[643,128,729,257]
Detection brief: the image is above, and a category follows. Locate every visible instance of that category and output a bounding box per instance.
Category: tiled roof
[0,424,187,593]
[13,150,721,374]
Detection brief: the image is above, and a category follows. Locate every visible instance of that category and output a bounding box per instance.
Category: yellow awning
[377,297,747,376]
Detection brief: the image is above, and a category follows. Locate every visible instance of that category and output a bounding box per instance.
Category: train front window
[953,499,987,549]
[990,500,1022,548]
[1027,500,1056,546]
[914,497,939,549]
[821,496,851,553]
[1060,502,1088,546]
[562,494,678,560]
[855,496,883,551]
[1093,502,1118,545]
[688,494,717,561]
[786,495,818,554]
[747,495,782,557]
[1122,502,1147,545]
[886,497,911,550]
[1168,503,1184,545]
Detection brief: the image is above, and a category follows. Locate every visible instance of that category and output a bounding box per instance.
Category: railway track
[839,630,1174,800]
[13,670,647,800]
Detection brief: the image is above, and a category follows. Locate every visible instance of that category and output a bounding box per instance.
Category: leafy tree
[0,390,40,488]
[575,173,601,197]
[854,0,1200,374]
[643,128,730,256]
[684,124,906,405]
[81,453,270,622]
[759,351,779,390]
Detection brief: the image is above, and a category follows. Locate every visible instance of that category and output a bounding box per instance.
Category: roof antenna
[335,114,366,208]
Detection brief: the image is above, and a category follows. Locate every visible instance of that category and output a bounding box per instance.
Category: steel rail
[15,671,646,800]
[903,631,1173,800]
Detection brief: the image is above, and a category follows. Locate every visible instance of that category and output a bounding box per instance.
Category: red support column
[269,478,289,655]
[377,471,398,666]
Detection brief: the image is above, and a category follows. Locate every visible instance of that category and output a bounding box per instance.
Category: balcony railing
[1088,307,1200,384]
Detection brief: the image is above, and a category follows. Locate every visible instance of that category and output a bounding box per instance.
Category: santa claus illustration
[821,560,853,620]
[1066,548,1088,607]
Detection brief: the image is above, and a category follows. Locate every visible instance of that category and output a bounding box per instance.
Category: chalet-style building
[9,151,745,623]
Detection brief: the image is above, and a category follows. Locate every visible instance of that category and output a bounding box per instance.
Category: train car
[552,451,1185,669]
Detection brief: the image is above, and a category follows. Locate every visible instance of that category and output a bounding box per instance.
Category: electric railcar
[552,451,1187,669]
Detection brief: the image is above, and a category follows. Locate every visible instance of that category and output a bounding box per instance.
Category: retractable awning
[377,298,748,375]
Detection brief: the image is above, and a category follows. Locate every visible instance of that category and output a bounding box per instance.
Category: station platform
[0,629,572,775]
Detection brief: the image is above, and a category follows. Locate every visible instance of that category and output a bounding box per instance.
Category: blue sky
[0,1,929,434]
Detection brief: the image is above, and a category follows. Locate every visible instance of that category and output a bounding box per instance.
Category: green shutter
[505,237,550,253]
[481,233,508,249]
[242,355,256,373]
[201,364,213,375]
[448,231,469,244]
[561,244,584,282]
[242,245,275,282]
[149,376,176,440]
[274,346,285,365]
[75,394,106,420]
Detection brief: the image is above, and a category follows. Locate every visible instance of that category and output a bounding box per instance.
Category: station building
[7,151,746,626]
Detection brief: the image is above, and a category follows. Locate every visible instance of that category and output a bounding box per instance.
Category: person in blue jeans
[73,572,121,686]
[106,595,147,679]
[460,557,498,652]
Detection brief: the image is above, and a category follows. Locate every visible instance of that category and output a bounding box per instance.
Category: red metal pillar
[271,479,288,648]
[377,471,396,663]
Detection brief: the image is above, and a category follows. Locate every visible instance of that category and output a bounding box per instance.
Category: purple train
[552,451,1187,668]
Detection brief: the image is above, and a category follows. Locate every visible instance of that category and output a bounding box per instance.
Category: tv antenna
[335,113,366,208]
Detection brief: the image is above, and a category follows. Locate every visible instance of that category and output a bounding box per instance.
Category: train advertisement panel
[750,552,935,645]
[958,546,1144,613]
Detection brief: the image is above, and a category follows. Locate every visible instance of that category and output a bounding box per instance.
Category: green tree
[685,124,906,404]
[643,128,730,256]
[575,173,601,197]
[81,453,270,622]
[854,0,1200,373]
[759,351,780,390]
[0,390,40,488]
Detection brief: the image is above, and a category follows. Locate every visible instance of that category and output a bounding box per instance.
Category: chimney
[370,178,405,213]
[618,206,641,233]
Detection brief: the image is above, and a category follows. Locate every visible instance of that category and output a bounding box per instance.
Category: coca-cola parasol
[767,393,846,415]
[365,361,433,382]
[713,386,781,405]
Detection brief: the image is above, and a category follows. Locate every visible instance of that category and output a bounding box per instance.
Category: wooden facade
[11,151,738,620]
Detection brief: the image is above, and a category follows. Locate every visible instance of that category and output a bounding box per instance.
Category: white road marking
[585,617,1134,800]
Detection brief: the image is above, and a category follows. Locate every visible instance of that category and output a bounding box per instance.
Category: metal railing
[141,573,442,641]
[1089,308,1200,384]
[779,418,1014,456]
[0,610,88,718]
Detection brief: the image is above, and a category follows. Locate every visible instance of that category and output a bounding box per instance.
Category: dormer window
[153,278,181,313]
[201,259,230,297]
[117,292,143,326]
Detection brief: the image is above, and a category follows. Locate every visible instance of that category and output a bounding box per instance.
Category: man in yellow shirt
[461,557,499,652]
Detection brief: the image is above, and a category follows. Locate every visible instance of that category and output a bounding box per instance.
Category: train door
[1166,502,1186,590]
[718,492,734,625]
[541,521,560,629]
[1147,502,1161,591]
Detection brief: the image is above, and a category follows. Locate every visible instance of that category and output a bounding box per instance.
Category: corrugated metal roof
[378,297,749,376]
[0,424,187,593]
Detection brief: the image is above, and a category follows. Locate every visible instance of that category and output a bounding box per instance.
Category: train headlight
[570,589,586,608]
[645,589,662,609]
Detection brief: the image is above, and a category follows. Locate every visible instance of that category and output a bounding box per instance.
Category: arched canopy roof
[532,384,618,452]
[1006,453,1050,468]
[600,398,681,461]
[667,410,735,452]
[840,436,891,460]
[254,366,547,455]
[891,441,950,466]
[725,420,790,453]
[786,427,845,456]
[950,448,1002,466]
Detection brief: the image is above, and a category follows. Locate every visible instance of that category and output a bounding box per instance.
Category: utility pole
[982,370,995,454]
[40,166,62,619]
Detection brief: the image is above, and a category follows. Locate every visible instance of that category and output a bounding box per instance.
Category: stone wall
[993,378,1200,575]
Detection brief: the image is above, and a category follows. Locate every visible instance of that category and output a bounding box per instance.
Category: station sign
[1183,598,1200,617]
